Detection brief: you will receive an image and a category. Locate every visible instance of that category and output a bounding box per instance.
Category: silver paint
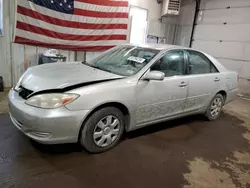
[8,44,238,144]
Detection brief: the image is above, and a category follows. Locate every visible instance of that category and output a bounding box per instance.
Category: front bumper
[8,89,89,144]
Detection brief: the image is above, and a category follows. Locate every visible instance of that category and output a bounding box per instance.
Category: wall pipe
[189,0,200,47]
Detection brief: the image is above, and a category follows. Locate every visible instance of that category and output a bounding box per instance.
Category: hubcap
[210,97,223,117]
[93,115,120,147]
[103,127,111,135]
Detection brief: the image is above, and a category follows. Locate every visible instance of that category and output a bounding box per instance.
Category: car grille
[18,86,33,100]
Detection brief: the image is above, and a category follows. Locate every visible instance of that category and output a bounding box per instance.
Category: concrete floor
[0,91,250,188]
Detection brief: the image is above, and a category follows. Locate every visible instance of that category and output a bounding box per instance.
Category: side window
[151,50,185,77]
[186,50,218,74]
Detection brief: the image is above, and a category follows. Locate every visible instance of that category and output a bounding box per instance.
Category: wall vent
[162,0,181,16]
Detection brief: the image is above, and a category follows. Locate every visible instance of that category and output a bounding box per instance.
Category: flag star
[68,5,71,8]
[64,0,67,3]
[60,3,63,6]
[51,0,54,3]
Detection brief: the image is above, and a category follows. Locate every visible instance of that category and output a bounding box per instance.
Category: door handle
[179,81,188,87]
[214,77,220,82]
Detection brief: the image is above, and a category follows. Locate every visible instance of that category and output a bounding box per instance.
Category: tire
[205,94,224,121]
[80,107,125,153]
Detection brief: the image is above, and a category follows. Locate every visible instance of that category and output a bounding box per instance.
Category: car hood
[20,62,123,92]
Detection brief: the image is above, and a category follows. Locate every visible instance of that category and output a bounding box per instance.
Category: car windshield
[85,46,160,76]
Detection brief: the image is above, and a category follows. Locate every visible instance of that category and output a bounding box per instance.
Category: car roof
[123,43,188,51]
[122,43,228,72]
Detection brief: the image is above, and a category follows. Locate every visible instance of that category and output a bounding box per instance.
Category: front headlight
[25,93,79,109]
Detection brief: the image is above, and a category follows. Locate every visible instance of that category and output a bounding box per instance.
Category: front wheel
[80,107,124,153]
[205,94,224,121]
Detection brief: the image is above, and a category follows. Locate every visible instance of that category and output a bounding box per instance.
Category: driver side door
[135,50,189,125]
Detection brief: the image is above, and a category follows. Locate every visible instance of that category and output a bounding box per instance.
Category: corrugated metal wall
[12,45,76,85]
[193,0,250,93]
[0,0,75,88]
[0,0,13,88]
[175,0,196,47]
[161,0,196,47]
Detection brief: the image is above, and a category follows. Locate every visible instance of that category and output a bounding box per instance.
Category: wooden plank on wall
[12,43,25,85]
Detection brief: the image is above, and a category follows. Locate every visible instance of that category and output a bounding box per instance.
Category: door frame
[135,49,190,126]
[129,6,148,44]
[139,49,189,79]
[182,49,221,113]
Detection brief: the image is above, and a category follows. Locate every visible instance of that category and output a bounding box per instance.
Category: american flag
[14,0,129,51]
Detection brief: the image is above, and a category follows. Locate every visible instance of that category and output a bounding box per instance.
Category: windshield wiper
[82,61,115,74]
[82,60,88,65]
[93,65,113,73]
[82,61,97,68]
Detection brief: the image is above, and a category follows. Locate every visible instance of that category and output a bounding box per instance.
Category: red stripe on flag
[17,6,128,29]
[74,8,128,18]
[76,0,129,7]
[16,21,127,41]
[14,36,114,51]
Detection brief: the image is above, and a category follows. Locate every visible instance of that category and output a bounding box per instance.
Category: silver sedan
[9,44,238,153]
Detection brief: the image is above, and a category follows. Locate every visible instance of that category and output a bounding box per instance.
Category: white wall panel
[165,24,177,44]
[163,0,195,47]
[59,50,75,62]
[0,0,12,87]
[162,16,178,45]
[76,52,85,62]
[25,45,38,67]
[148,21,166,37]
[178,0,196,26]
[69,51,75,62]
[197,8,250,25]
[86,52,102,61]
[175,0,195,47]
[200,0,250,10]
[37,47,48,55]
[192,41,250,61]
[194,24,250,42]
[216,58,250,79]
[193,0,250,89]
[129,0,161,21]
[12,44,25,85]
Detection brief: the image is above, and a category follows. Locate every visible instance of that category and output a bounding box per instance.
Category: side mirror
[143,71,165,81]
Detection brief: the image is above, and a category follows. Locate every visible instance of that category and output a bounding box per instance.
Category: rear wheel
[205,94,224,121]
[80,107,124,153]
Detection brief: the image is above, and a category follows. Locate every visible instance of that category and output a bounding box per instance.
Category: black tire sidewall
[206,94,224,121]
[80,107,125,153]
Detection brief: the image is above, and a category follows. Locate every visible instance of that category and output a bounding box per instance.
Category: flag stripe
[17,14,128,35]
[16,21,127,41]
[17,4,128,24]
[75,2,129,13]
[24,0,128,18]
[15,36,114,51]
[75,0,128,7]
[15,0,129,51]
[74,8,128,18]
[15,29,127,46]
[18,0,129,19]
[17,6,128,29]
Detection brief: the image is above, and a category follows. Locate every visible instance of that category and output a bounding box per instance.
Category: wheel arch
[217,90,227,102]
[78,101,131,141]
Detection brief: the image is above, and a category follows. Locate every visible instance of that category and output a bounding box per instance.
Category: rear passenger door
[184,50,220,112]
